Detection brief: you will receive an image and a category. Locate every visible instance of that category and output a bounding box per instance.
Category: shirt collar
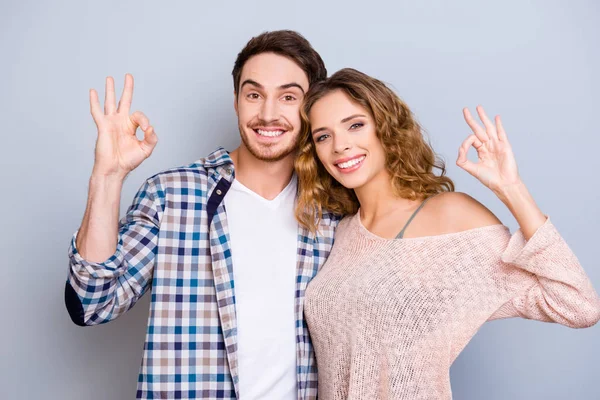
[202,147,234,169]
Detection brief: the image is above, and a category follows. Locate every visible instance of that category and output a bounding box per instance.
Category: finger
[140,125,158,157]
[463,107,489,143]
[458,134,484,159]
[104,76,117,114]
[117,73,134,114]
[130,111,149,131]
[476,105,498,141]
[456,134,484,171]
[495,115,508,142]
[457,135,474,163]
[456,144,479,177]
[89,89,103,122]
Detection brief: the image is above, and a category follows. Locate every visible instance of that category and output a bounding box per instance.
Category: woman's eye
[315,134,330,143]
[350,122,364,130]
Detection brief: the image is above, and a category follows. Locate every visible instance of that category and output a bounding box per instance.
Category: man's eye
[247,93,260,99]
[283,95,296,101]
[350,122,364,130]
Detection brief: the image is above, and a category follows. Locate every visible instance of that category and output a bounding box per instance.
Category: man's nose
[258,98,278,123]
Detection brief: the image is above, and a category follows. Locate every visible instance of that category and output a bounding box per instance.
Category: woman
[295,68,600,399]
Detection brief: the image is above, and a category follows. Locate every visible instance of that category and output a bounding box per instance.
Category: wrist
[91,167,128,184]
[89,172,127,193]
[496,179,546,231]
[499,179,547,239]
[494,179,528,205]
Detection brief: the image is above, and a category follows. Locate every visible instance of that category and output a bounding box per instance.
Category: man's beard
[238,123,300,162]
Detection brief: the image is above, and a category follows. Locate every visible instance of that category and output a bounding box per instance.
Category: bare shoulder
[426,192,502,233]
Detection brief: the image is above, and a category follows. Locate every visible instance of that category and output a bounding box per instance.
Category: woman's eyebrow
[341,114,366,123]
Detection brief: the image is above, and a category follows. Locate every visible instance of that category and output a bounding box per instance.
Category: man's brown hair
[232,30,327,93]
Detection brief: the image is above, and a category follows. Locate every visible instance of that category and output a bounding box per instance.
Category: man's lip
[252,127,288,132]
[334,154,366,165]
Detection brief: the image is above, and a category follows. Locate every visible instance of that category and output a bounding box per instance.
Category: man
[65,30,339,400]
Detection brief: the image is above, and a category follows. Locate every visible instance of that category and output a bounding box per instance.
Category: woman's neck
[354,172,421,226]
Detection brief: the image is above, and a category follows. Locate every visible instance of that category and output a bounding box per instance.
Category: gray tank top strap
[395,194,437,239]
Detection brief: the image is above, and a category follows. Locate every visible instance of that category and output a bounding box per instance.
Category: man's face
[235,52,309,162]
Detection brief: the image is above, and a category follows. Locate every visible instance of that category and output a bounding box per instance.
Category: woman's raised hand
[456,106,521,195]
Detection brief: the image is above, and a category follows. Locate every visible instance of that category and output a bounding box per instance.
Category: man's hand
[90,74,158,179]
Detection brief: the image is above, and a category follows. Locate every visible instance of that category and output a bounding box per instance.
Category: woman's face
[309,89,388,190]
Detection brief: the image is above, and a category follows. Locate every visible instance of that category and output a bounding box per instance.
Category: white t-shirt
[223,176,298,400]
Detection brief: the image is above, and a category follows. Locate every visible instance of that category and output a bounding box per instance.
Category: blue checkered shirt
[65,147,340,399]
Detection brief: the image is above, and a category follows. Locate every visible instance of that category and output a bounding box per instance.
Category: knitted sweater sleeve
[486,217,600,328]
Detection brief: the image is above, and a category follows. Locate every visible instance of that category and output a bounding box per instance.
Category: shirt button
[216,189,222,195]
[225,168,233,175]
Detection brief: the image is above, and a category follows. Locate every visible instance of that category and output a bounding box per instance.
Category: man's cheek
[288,114,301,128]
[239,111,252,126]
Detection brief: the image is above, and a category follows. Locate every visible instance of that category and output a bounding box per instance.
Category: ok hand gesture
[90,74,158,179]
[456,106,521,196]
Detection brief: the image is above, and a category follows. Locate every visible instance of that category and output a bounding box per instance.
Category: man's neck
[229,146,295,200]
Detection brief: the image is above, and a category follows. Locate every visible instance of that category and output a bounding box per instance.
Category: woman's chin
[333,175,365,190]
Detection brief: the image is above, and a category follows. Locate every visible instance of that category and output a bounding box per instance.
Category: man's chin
[241,136,297,163]
[247,146,295,162]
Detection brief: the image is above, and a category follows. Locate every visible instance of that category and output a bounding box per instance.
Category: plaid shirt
[65,147,340,400]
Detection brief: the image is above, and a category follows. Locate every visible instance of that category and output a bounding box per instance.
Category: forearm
[76,172,125,262]
[489,216,600,328]
[496,180,546,240]
[68,175,161,326]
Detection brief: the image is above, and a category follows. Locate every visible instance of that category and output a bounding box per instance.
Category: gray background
[1,0,598,399]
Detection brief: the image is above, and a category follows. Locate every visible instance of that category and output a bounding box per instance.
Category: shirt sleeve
[65,177,164,326]
[486,217,600,328]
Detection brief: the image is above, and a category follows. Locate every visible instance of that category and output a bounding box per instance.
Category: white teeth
[256,129,284,137]
[337,156,365,169]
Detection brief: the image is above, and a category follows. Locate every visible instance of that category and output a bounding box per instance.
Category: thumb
[456,146,478,178]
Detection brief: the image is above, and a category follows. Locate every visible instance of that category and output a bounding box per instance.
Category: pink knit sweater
[304,214,600,399]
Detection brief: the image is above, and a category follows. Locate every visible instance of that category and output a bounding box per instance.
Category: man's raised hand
[90,74,158,179]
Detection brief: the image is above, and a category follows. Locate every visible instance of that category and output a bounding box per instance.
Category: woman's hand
[457,106,547,239]
[456,105,521,197]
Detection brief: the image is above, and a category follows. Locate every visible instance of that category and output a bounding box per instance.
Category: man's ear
[233,91,238,116]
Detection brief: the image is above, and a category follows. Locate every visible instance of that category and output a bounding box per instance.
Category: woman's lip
[334,154,366,165]
[334,155,366,174]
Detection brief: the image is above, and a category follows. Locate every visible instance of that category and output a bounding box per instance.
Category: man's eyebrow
[311,114,367,136]
[240,79,263,90]
[240,80,305,94]
[279,82,305,94]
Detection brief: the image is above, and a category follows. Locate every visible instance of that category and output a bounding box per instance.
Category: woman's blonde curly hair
[295,68,454,232]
